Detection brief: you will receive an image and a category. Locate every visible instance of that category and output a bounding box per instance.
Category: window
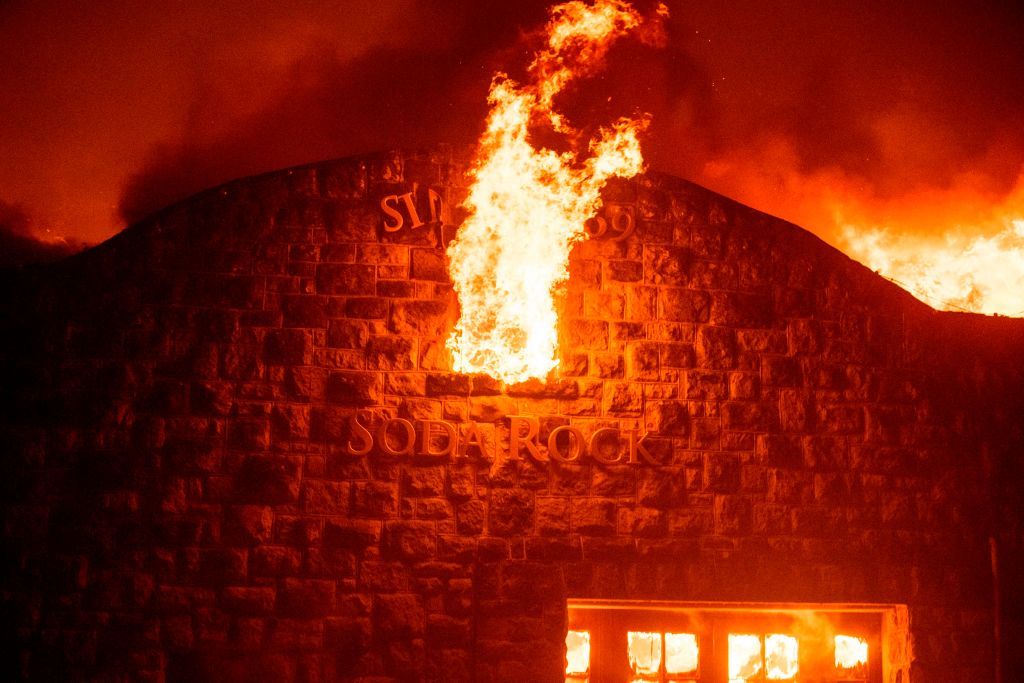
[834,635,869,682]
[626,631,699,682]
[566,630,591,682]
[567,601,893,683]
[727,633,798,681]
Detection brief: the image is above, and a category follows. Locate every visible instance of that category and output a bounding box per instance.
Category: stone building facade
[1,150,1023,682]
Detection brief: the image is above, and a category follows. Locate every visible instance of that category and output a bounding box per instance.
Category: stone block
[456,499,486,535]
[358,243,408,266]
[618,507,667,537]
[384,521,437,561]
[644,245,688,285]
[723,401,779,432]
[638,470,684,507]
[351,481,399,517]
[764,356,802,387]
[281,295,327,328]
[411,248,449,281]
[714,495,752,535]
[572,498,616,535]
[696,326,737,369]
[390,300,450,336]
[272,403,311,440]
[709,291,771,327]
[593,352,624,379]
[729,372,759,400]
[648,401,688,436]
[704,454,741,492]
[327,319,369,349]
[684,370,728,400]
[403,466,445,497]
[302,480,349,514]
[660,288,710,322]
[626,342,660,380]
[425,373,470,396]
[384,372,427,396]
[277,579,336,618]
[316,263,375,295]
[326,372,380,405]
[566,319,608,349]
[250,546,302,577]
[607,259,643,282]
[569,259,601,286]
[222,586,275,615]
[603,382,643,415]
[223,505,273,545]
[536,497,570,535]
[626,285,657,320]
[366,336,416,370]
[264,328,312,365]
[376,594,425,639]
[323,519,381,549]
[287,366,327,400]
[489,489,533,536]
[345,297,389,319]
[198,548,247,584]
[584,291,624,319]
[234,456,301,504]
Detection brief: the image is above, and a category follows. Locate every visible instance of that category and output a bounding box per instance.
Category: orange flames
[703,142,1024,317]
[834,634,869,671]
[446,0,654,383]
[565,629,591,679]
[842,215,1024,316]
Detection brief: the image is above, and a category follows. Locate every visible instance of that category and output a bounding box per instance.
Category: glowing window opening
[565,629,591,682]
[567,600,895,683]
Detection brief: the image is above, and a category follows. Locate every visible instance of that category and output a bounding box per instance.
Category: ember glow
[445,0,651,383]
[834,634,869,672]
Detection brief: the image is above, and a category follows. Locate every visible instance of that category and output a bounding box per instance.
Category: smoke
[118,0,556,225]
[1,0,1023,266]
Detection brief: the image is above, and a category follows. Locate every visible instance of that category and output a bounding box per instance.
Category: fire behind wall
[1,149,1023,681]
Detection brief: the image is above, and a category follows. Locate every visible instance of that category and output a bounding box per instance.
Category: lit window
[665,633,699,679]
[628,631,662,680]
[728,634,763,682]
[628,631,699,682]
[728,633,798,681]
[765,634,798,679]
[565,630,590,682]
[835,634,868,679]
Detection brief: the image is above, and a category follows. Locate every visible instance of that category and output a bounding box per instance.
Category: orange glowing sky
[1,0,1023,311]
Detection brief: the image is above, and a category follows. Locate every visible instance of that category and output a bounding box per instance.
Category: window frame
[567,601,884,683]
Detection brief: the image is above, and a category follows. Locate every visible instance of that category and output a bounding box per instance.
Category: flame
[703,142,1024,317]
[664,632,699,674]
[842,218,1024,316]
[764,634,798,680]
[446,0,653,383]
[627,631,662,676]
[728,634,763,682]
[565,630,591,677]
[835,634,869,671]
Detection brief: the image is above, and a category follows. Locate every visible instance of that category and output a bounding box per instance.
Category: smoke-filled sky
[2,0,1023,276]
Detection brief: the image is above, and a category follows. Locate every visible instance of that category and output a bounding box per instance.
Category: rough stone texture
[1,149,1024,682]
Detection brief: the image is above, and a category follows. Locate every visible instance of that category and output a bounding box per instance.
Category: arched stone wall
[2,149,1023,682]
